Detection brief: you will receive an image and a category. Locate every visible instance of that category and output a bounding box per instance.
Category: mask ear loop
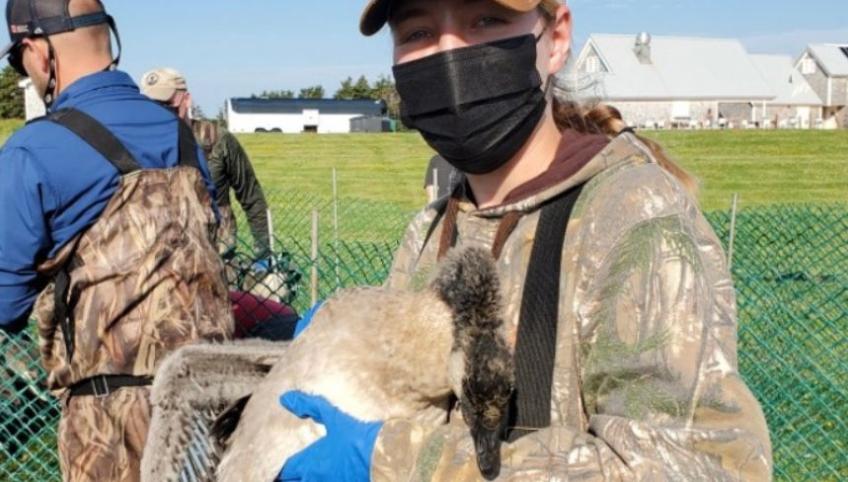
[533,26,555,97]
[534,26,549,43]
[105,15,121,71]
[41,39,60,107]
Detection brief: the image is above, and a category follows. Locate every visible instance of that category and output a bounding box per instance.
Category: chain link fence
[233,189,414,313]
[0,191,845,481]
[709,204,847,481]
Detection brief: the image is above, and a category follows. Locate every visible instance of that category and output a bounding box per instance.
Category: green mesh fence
[0,193,845,481]
[709,205,848,481]
[230,189,413,313]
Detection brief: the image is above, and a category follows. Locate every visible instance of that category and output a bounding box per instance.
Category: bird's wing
[141,341,289,482]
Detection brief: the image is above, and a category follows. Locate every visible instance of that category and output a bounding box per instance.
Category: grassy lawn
[2,118,844,212]
[236,132,434,209]
[0,119,22,141]
[237,129,847,212]
[647,130,848,211]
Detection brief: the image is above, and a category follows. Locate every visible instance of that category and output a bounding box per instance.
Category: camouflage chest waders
[31,109,234,482]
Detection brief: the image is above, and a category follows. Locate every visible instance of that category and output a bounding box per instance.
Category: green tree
[0,66,25,119]
[351,75,373,99]
[191,104,207,121]
[334,77,356,100]
[216,105,228,128]
[258,90,295,99]
[298,85,325,99]
[370,74,400,119]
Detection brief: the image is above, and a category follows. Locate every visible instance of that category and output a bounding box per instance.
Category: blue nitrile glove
[277,391,382,482]
[252,258,272,274]
[293,301,323,338]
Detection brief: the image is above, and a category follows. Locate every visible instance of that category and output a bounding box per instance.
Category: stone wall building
[796,44,848,128]
[567,33,824,129]
[750,54,823,129]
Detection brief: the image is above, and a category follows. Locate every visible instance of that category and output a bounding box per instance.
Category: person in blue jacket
[0,1,234,480]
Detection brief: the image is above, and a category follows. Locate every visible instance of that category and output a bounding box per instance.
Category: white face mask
[184,94,194,121]
[169,91,193,120]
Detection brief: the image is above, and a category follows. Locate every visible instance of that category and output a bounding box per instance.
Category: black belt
[68,374,153,398]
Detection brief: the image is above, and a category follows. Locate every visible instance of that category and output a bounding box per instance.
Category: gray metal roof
[230,98,386,115]
[749,55,822,106]
[805,44,848,77]
[576,34,776,101]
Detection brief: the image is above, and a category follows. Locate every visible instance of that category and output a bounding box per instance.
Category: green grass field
[2,118,844,211]
[237,129,847,212]
[0,119,21,141]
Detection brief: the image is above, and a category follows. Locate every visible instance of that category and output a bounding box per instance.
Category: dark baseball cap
[360,0,561,36]
[1,0,114,75]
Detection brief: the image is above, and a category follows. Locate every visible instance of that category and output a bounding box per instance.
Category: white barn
[226,98,386,134]
[569,34,822,129]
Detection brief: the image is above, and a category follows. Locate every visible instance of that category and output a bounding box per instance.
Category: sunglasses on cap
[7,41,27,76]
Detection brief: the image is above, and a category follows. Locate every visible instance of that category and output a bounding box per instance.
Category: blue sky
[106,1,848,114]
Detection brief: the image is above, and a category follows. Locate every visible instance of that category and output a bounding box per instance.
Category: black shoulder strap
[421,201,448,254]
[178,119,201,170]
[47,109,141,175]
[506,184,585,442]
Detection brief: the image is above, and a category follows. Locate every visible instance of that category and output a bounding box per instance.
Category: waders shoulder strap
[47,108,142,174]
[506,184,584,442]
[177,119,201,170]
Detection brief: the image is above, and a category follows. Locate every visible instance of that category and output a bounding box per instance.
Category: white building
[226,98,386,134]
[568,34,823,129]
[18,78,46,120]
[749,54,823,129]
[795,44,848,128]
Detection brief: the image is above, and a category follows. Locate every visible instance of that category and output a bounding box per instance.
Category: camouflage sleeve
[372,212,772,481]
[219,132,271,258]
[569,209,773,480]
[384,202,445,291]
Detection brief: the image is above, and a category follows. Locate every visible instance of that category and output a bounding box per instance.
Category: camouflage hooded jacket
[193,120,271,258]
[375,132,773,481]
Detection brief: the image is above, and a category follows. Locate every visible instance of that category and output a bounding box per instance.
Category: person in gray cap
[0,1,233,481]
[141,67,273,263]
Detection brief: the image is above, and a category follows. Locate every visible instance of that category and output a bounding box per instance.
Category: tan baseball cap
[140,67,188,102]
[360,0,561,36]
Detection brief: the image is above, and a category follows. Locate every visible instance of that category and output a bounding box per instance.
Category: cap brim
[360,0,392,36]
[0,41,15,61]
[141,86,179,102]
[359,0,550,36]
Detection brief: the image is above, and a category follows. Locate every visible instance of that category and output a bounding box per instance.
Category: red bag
[230,291,297,338]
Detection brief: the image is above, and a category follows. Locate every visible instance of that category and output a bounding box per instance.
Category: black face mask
[393,33,548,175]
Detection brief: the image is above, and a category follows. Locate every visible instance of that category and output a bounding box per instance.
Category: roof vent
[634,32,652,64]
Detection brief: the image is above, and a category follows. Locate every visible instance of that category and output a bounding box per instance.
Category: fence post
[727,193,739,270]
[311,208,319,306]
[266,208,274,255]
[332,168,341,289]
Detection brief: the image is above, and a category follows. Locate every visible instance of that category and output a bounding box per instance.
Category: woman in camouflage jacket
[280,0,774,480]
